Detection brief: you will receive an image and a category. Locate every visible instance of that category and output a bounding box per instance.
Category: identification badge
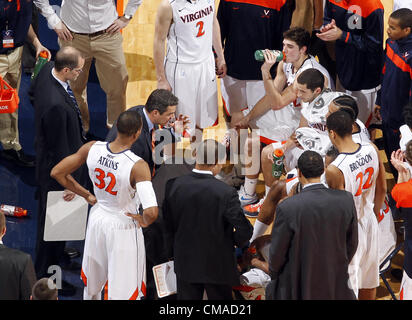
[2,29,15,48]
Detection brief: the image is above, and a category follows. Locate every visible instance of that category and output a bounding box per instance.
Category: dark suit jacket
[267,184,358,300]
[163,171,253,286]
[106,105,178,174]
[30,62,87,191]
[0,244,36,300]
[106,105,158,173]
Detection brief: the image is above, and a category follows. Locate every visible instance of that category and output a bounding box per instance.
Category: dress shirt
[192,169,213,176]
[51,68,69,91]
[34,0,142,33]
[142,107,154,133]
[302,182,324,189]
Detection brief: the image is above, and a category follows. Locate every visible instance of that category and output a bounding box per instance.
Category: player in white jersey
[50,110,158,300]
[234,28,332,209]
[242,69,336,217]
[154,0,226,139]
[325,110,386,300]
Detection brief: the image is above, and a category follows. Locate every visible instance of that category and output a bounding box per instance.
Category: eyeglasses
[67,67,83,73]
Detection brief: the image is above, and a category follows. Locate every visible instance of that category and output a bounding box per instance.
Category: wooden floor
[119,0,403,300]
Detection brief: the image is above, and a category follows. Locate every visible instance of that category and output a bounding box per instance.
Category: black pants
[382,121,401,181]
[176,277,233,300]
[34,189,67,279]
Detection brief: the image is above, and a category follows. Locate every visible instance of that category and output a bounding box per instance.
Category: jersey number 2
[94,168,118,195]
[354,167,374,196]
[196,21,205,37]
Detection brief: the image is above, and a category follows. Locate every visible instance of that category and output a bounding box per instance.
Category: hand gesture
[172,114,190,135]
[62,189,76,201]
[215,57,227,78]
[54,21,73,41]
[261,49,279,73]
[106,17,130,34]
[390,149,408,174]
[157,78,172,91]
[317,19,343,41]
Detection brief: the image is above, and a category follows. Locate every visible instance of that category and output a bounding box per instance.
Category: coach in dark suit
[29,47,87,292]
[106,89,184,174]
[267,150,358,300]
[0,211,36,300]
[163,139,253,300]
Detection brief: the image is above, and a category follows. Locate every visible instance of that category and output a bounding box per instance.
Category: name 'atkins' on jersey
[97,154,119,171]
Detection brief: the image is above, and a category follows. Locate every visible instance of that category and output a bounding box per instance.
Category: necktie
[151,128,156,176]
[67,84,85,138]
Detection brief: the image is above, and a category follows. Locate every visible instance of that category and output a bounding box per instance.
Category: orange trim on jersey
[80,269,87,287]
[222,97,230,117]
[328,0,383,18]
[225,0,286,11]
[141,281,146,297]
[104,282,108,300]
[232,285,257,292]
[286,176,298,184]
[344,32,350,43]
[259,136,287,146]
[391,180,412,208]
[365,113,373,128]
[400,287,404,300]
[129,287,139,300]
[211,116,219,127]
[386,43,412,79]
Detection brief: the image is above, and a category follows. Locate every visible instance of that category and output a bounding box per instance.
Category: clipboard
[152,260,177,298]
[44,191,89,241]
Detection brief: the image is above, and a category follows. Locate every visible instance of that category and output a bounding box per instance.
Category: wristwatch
[123,14,133,20]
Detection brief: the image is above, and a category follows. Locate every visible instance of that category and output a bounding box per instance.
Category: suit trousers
[0,46,23,151]
[60,31,128,131]
[34,188,67,278]
[176,277,233,300]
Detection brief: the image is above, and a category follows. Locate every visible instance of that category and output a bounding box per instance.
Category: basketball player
[153,0,226,141]
[235,28,332,209]
[242,68,337,216]
[325,110,386,300]
[51,110,158,300]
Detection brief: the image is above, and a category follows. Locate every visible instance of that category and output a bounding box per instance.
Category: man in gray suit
[266,150,358,300]
[0,210,36,300]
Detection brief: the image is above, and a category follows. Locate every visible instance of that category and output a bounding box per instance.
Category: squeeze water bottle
[31,51,49,82]
[272,149,285,178]
[254,49,284,62]
[0,204,28,217]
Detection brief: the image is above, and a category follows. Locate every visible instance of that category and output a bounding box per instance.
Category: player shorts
[221,75,299,143]
[400,270,412,300]
[348,213,380,295]
[220,75,264,116]
[165,54,218,137]
[337,78,379,126]
[284,168,299,195]
[81,204,146,300]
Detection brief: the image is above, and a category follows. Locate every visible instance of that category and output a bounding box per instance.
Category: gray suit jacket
[267,184,358,300]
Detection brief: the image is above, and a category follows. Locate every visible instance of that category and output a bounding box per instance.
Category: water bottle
[272,149,284,178]
[31,51,49,82]
[0,204,28,217]
[254,49,284,62]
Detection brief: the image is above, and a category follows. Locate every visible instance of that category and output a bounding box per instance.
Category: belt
[73,29,107,37]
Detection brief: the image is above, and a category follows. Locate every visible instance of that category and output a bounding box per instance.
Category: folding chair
[379,243,404,300]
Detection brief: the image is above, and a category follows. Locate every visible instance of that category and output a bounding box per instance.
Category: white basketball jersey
[352,119,371,144]
[331,143,379,221]
[87,141,142,214]
[166,0,214,64]
[301,90,343,132]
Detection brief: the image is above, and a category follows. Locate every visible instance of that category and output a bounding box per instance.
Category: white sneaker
[216,167,244,188]
[238,185,258,206]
